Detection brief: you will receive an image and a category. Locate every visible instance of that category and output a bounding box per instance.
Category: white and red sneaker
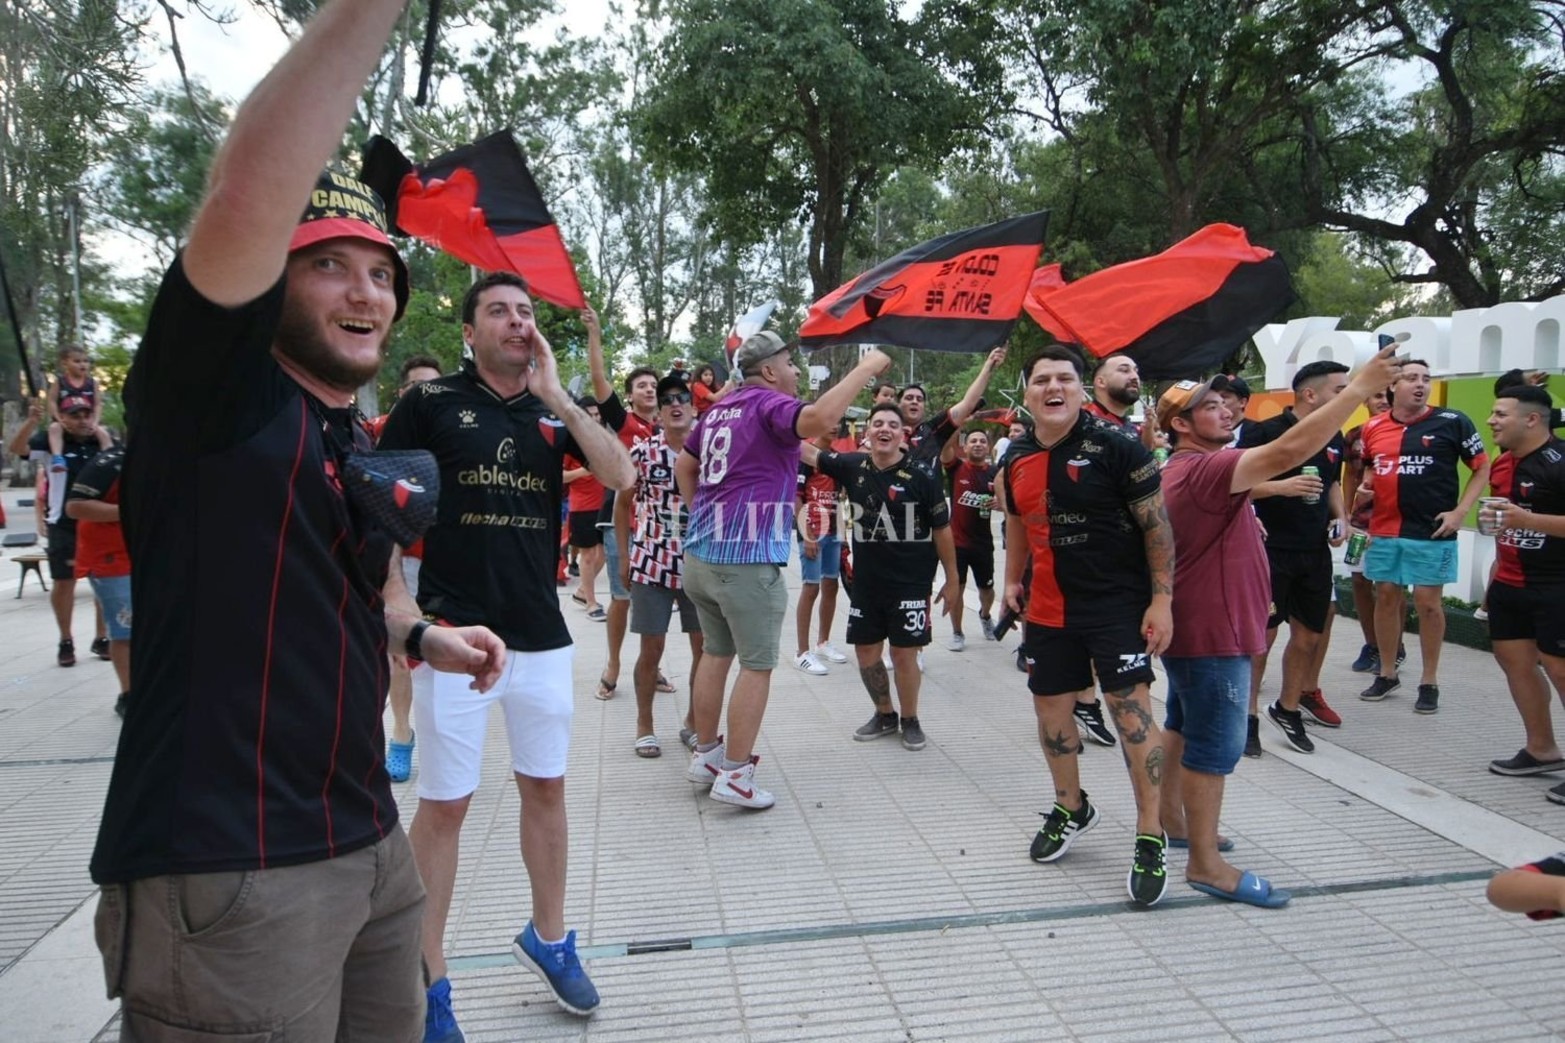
[709,756,775,810]
[685,739,724,786]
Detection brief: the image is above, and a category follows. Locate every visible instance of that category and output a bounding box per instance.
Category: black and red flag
[799,212,1049,353]
[361,131,586,309]
[1022,223,1294,380]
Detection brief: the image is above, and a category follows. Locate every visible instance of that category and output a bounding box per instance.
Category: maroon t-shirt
[1162,448,1269,657]
[945,458,996,550]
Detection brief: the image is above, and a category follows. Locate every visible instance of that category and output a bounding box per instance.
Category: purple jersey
[683,385,805,565]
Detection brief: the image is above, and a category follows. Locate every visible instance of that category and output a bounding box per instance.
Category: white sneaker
[685,740,724,786]
[948,633,966,652]
[794,651,829,675]
[917,650,926,672]
[709,756,775,809]
[815,641,849,664]
[980,616,996,641]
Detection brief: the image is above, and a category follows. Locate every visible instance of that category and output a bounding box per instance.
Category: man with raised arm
[88,2,506,1036]
[677,333,890,809]
[1155,345,1399,909]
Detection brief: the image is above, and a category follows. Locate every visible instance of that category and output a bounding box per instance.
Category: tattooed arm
[1130,489,1175,656]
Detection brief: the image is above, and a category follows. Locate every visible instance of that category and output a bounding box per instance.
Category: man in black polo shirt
[87,5,506,1039]
[1239,360,1351,754]
[379,271,633,1028]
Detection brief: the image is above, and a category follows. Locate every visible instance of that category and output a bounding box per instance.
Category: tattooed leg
[1104,683,1163,834]
[1033,693,1082,809]
[857,656,894,714]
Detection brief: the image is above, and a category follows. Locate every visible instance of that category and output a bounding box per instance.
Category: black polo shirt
[378,359,583,651]
[1237,408,1344,552]
[92,256,397,884]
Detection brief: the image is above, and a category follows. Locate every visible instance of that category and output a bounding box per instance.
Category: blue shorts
[799,534,841,584]
[600,529,629,601]
[88,574,132,640]
[1363,536,1457,588]
[1161,655,1250,776]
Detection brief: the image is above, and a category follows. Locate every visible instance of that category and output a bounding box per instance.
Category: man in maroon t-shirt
[1155,345,1398,910]
[941,428,998,648]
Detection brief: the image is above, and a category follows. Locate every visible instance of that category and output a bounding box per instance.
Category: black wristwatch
[406,619,432,660]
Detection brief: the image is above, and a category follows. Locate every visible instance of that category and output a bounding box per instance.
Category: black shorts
[45,524,76,580]
[1265,545,1333,632]
[1487,581,1565,657]
[846,588,932,648]
[568,510,603,549]
[1021,617,1155,697]
[955,545,995,590]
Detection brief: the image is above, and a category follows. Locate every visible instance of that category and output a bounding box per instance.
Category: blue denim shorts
[600,528,629,601]
[798,534,841,584]
[1161,655,1251,776]
[88,574,132,640]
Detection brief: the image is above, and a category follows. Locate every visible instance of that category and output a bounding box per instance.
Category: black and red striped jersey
[1362,407,1487,540]
[1003,412,1160,628]
[1491,437,1565,587]
[1083,399,1137,436]
[95,257,397,884]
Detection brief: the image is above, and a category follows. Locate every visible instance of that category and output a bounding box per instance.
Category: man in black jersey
[379,271,633,1029]
[806,403,959,750]
[897,346,1007,473]
[1484,385,1565,800]
[87,4,507,1040]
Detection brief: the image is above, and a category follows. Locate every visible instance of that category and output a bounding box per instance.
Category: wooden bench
[12,552,48,598]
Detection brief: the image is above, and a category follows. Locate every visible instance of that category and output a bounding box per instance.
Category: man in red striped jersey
[1358,360,1490,713]
[1483,385,1565,799]
[1003,345,1175,907]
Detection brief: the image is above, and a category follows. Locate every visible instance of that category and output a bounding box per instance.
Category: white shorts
[412,645,575,800]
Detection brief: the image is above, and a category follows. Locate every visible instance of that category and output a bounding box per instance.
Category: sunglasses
[659,391,692,407]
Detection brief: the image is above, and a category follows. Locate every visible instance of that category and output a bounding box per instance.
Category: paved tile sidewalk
[3,485,1564,1041]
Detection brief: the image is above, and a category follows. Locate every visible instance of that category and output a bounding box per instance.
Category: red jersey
[1490,437,1565,587]
[67,447,129,579]
[1362,407,1487,540]
[945,458,996,549]
[692,381,718,415]
[565,454,606,513]
[796,462,838,540]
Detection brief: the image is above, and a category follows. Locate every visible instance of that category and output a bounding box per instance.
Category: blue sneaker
[512,922,600,1015]
[424,976,465,1043]
[386,732,415,783]
[1349,643,1379,673]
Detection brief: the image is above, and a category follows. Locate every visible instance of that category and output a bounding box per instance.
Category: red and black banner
[361,132,586,309]
[799,212,1049,354]
[1022,223,1293,380]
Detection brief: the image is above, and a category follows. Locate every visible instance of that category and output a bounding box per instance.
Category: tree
[635,0,1004,300]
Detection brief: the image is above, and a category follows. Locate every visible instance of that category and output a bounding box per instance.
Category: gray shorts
[95,830,425,1040]
[630,581,702,636]
[683,557,787,670]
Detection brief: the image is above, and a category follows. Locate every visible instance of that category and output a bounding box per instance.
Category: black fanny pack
[341,450,440,547]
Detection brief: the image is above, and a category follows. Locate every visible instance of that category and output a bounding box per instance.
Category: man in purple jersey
[676,332,890,809]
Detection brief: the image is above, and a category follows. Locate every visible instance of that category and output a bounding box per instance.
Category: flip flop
[1168,835,1235,852]
[596,675,617,700]
[656,672,676,693]
[678,727,698,751]
[570,593,588,607]
[635,734,661,758]
[1189,870,1290,909]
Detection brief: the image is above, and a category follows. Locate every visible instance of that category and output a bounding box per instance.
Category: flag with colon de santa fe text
[799,212,1049,354]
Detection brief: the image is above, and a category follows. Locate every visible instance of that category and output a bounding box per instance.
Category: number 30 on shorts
[901,600,928,635]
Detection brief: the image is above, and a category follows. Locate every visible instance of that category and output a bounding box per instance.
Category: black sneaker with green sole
[1029,792,1099,863]
[1128,833,1168,907]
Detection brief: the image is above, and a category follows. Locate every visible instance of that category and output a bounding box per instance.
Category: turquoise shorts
[1363,536,1458,588]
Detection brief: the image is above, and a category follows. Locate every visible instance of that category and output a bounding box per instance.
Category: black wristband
[405,619,432,660]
